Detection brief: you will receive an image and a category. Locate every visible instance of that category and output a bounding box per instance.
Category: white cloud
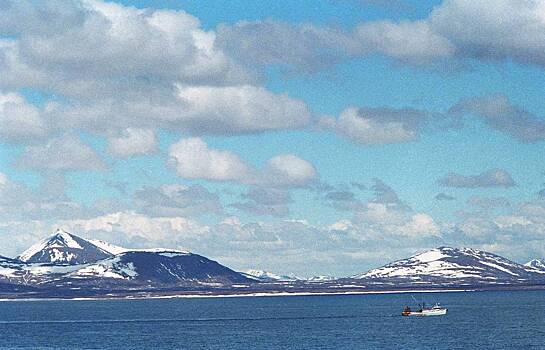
[494,215,532,229]
[324,107,428,145]
[402,213,440,237]
[168,137,317,187]
[355,20,455,62]
[173,84,310,135]
[429,0,545,66]
[264,154,317,187]
[58,211,210,245]
[216,19,363,72]
[107,128,157,158]
[0,0,245,91]
[217,0,545,70]
[0,92,47,141]
[16,135,106,171]
[352,203,441,240]
[168,137,254,182]
[0,0,310,140]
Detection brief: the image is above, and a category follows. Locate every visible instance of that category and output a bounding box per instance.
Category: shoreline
[0,288,478,302]
[2,283,544,302]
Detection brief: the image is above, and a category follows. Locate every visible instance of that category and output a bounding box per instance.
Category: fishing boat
[401,302,447,316]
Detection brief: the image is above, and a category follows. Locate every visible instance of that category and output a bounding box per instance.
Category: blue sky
[1,0,545,276]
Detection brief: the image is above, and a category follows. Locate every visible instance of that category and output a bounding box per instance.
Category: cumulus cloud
[428,0,545,66]
[321,106,429,145]
[16,135,106,171]
[355,20,455,63]
[264,154,318,187]
[58,211,210,247]
[217,0,545,70]
[173,84,310,135]
[326,179,441,239]
[0,0,310,141]
[321,93,545,146]
[168,137,255,182]
[450,94,545,142]
[440,199,545,261]
[217,19,363,73]
[438,169,516,188]
[0,0,248,92]
[218,18,449,72]
[0,92,47,141]
[168,137,317,187]
[106,128,157,158]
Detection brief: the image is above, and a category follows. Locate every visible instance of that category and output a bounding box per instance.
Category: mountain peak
[18,230,113,264]
[525,259,545,271]
[54,228,68,235]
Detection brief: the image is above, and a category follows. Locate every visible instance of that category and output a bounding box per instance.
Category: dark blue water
[0,290,543,349]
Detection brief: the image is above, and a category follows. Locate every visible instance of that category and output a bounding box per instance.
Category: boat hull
[422,308,447,316]
[401,308,447,316]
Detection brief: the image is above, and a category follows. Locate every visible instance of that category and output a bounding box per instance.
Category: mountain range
[0,229,544,299]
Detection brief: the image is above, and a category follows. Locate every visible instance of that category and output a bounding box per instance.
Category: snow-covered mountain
[352,247,545,285]
[4,230,252,287]
[525,259,545,272]
[68,250,252,284]
[18,229,113,264]
[242,269,301,282]
[307,275,336,282]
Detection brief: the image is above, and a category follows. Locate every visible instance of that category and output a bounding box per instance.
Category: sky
[1,0,545,277]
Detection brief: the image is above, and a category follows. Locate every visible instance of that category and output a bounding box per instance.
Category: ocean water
[0,290,544,349]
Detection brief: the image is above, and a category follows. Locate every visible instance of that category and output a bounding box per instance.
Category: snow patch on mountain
[23,264,82,276]
[69,257,138,280]
[0,266,19,278]
[414,249,448,263]
[87,239,128,255]
[87,240,191,257]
